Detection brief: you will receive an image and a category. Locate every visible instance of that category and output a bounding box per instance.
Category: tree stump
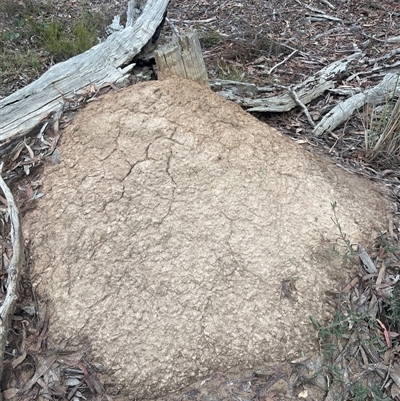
[154,29,210,88]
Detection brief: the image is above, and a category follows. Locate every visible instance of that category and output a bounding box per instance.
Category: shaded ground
[1,1,400,401]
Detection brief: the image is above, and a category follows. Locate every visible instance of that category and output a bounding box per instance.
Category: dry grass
[364,77,400,163]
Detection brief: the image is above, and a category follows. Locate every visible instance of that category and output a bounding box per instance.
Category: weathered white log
[127,0,146,27]
[0,164,24,396]
[0,0,169,146]
[210,52,362,112]
[313,72,400,136]
[154,29,209,88]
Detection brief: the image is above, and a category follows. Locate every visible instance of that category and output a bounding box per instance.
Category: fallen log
[210,52,362,112]
[0,0,169,147]
[313,72,400,136]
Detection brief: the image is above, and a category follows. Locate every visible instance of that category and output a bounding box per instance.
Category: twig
[168,17,217,24]
[365,48,400,65]
[268,82,316,126]
[294,0,341,21]
[306,13,343,22]
[268,50,298,75]
[280,41,313,59]
[284,85,316,127]
[319,0,335,10]
[165,18,180,35]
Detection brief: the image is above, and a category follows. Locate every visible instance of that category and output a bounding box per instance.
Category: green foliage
[375,232,400,330]
[0,0,110,96]
[384,283,400,327]
[349,383,371,401]
[349,384,389,401]
[311,311,386,400]
[199,30,222,48]
[331,201,358,260]
[378,230,400,253]
[30,12,99,61]
[0,47,41,93]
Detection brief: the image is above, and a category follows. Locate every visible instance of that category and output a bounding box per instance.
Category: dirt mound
[24,79,388,399]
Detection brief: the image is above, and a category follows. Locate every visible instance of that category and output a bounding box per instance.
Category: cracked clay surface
[24,79,388,399]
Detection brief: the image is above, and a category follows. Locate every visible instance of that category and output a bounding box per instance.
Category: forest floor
[1,0,400,400]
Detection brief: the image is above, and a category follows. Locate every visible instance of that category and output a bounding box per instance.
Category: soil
[23,79,388,399]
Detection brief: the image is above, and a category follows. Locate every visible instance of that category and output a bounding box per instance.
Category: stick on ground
[0,163,24,400]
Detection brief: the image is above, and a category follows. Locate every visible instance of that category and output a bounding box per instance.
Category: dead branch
[268,50,298,75]
[313,73,400,136]
[0,163,24,395]
[361,48,400,66]
[210,52,362,113]
[288,86,316,127]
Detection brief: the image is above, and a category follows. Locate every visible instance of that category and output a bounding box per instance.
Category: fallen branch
[0,0,169,147]
[0,163,24,394]
[313,72,400,136]
[268,50,298,75]
[287,86,316,127]
[210,52,362,112]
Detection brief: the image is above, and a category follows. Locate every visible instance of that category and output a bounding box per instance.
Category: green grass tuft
[199,30,222,48]
[29,12,99,61]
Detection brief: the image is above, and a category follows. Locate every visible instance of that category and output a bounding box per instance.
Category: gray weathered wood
[313,72,400,136]
[154,30,209,88]
[127,0,146,27]
[0,164,24,395]
[0,0,169,145]
[210,52,362,112]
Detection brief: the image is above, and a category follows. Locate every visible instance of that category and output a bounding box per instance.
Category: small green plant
[0,0,110,96]
[0,0,38,15]
[349,384,389,401]
[349,383,370,401]
[199,30,222,48]
[331,201,358,260]
[30,12,99,61]
[377,230,400,253]
[384,283,400,327]
[0,47,41,94]
[311,311,387,400]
